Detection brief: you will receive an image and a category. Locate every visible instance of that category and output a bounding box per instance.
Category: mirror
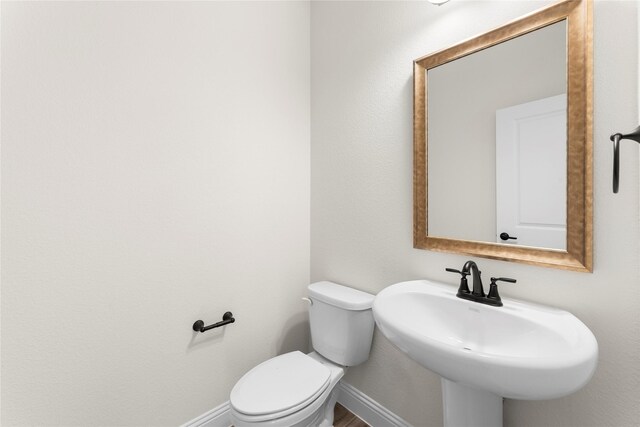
[414,0,592,272]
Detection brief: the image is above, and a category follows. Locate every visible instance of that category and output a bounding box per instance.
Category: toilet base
[318,388,339,427]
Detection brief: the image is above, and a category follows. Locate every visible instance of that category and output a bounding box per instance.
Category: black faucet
[462,260,484,297]
[446,260,516,307]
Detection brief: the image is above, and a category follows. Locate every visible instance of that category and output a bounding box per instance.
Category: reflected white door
[496,94,566,250]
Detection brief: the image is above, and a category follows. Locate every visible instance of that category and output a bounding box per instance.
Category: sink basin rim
[374,281,596,366]
[373,279,598,400]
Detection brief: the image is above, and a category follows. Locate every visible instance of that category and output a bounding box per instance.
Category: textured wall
[1,2,310,425]
[311,1,639,426]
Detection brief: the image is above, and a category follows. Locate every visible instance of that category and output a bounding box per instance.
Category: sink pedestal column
[442,379,503,427]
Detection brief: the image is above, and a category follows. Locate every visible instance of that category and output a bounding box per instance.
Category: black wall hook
[610,126,640,193]
[193,311,235,333]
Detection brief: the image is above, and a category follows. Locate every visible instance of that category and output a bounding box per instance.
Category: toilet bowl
[229,281,375,427]
[230,352,344,427]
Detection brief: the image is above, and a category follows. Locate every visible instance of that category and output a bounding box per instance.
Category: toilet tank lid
[308,281,375,311]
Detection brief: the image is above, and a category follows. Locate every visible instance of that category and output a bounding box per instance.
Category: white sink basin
[373,280,598,426]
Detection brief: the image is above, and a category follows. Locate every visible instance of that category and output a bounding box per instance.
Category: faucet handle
[492,277,516,284]
[486,277,516,306]
[446,267,470,295]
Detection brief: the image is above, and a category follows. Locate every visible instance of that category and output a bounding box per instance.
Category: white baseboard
[181,381,411,427]
[337,382,412,427]
[181,400,231,427]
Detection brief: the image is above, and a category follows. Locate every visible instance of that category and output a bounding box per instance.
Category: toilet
[229,281,376,427]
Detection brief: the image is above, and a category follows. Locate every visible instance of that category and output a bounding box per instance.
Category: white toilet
[229,281,376,427]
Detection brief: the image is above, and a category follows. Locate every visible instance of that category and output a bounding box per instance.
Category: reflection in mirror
[495,93,567,250]
[427,21,567,250]
[413,0,592,272]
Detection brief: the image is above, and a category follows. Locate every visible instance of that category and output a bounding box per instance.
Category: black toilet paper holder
[193,311,235,333]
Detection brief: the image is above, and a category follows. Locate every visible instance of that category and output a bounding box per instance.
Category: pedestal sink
[373,280,598,427]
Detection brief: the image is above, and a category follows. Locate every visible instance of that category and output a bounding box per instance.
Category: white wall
[311,1,640,426]
[3,1,640,426]
[1,2,310,425]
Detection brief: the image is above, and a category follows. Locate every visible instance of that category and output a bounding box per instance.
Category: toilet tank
[308,281,375,367]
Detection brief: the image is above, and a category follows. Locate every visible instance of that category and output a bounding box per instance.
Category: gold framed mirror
[413,0,592,272]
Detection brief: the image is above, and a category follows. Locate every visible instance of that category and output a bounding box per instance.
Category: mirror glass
[413,0,592,272]
[427,21,567,250]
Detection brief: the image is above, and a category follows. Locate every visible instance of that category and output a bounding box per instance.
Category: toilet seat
[230,351,331,422]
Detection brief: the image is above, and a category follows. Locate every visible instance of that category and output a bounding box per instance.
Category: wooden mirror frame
[413,0,592,272]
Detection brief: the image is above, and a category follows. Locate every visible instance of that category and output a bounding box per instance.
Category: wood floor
[333,403,370,427]
[231,403,369,427]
